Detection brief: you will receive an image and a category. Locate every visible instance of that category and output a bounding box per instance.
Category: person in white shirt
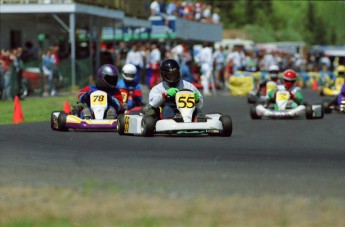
[126,43,144,82]
[196,43,214,95]
[147,43,161,88]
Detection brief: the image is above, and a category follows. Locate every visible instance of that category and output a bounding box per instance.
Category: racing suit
[116,79,143,110]
[78,85,123,118]
[149,80,203,119]
[268,85,303,109]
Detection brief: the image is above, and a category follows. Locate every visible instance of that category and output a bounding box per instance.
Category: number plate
[276,92,289,101]
[91,93,107,105]
[176,93,195,108]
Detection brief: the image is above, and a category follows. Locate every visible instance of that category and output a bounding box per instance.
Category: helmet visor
[284,80,295,89]
[123,73,136,80]
[162,70,180,83]
[105,75,117,85]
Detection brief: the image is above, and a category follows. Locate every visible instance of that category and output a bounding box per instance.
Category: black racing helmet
[95,64,119,91]
[160,59,181,87]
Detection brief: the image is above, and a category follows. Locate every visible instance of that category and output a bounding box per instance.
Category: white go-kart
[250,88,324,120]
[117,89,233,137]
[51,90,118,131]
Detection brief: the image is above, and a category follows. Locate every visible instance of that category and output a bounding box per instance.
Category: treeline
[207,0,344,45]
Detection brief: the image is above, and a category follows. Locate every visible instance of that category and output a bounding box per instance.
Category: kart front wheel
[141,116,155,137]
[117,114,125,135]
[219,115,232,137]
[57,111,68,131]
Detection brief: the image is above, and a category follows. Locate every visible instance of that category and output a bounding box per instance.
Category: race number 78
[177,94,195,108]
[91,94,106,105]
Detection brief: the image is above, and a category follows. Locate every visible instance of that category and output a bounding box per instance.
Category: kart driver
[268,69,303,109]
[255,64,282,97]
[146,58,204,120]
[326,65,345,108]
[116,63,143,110]
[78,64,124,119]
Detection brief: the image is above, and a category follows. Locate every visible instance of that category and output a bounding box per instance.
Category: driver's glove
[194,92,200,102]
[166,88,179,97]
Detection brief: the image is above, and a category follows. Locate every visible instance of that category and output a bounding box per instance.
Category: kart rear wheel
[117,114,125,135]
[219,115,232,137]
[250,106,261,119]
[306,105,313,119]
[322,100,332,114]
[141,116,155,137]
[247,94,258,104]
[57,111,68,131]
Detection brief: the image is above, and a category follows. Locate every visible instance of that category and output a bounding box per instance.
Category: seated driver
[78,64,124,119]
[327,65,345,109]
[255,64,282,97]
[147,58,204,121]
[268,69,303,109]
[116,63,143,110]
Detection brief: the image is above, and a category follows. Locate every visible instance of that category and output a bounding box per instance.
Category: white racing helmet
[268,64,279,79]
[122,64,137,82]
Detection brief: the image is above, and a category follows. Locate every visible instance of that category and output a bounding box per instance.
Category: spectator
[126,43,144,82]
[42,48,55,97]
[212,8,220,24]
[213,45,225,88]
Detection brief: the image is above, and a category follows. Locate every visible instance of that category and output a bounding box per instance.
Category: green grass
[0,94,78,125]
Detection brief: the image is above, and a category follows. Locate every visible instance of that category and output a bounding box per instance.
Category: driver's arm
[149,85,166,108]
[292,90,303,105]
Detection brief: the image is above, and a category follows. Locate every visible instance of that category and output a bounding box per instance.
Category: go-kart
[250,89,324,120]
[51,90,117,131]
[247,81,283,104]
[117,89,233,137]
[322,97,345,114]
[319,77,344,96]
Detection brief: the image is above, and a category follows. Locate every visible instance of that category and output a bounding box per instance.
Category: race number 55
[177,94,195,108]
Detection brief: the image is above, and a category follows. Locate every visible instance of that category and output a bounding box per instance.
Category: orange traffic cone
[63,101,71,114]
[312,79,318,91]
[13,96,24,124]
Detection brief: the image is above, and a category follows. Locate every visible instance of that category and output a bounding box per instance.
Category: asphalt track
[1,89,344,198]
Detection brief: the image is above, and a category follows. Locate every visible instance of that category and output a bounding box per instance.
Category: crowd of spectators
[0,42,61,100]
[149,0,220,24]
[1,39,339,100]
[100,41,336,94]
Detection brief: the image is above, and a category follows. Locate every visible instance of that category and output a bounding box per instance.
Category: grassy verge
[1,186,344,227]
[0,94,78,125]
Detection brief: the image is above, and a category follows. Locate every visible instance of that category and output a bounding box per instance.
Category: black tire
[141,115,156,137]
[247,95,257,104]
[305,105,314,119]
[250,106,261,119]
[117,114,125,135]
[322,100,332,114]
[219,115,232,137]
[50,111,59,131]
[57,111,68,131]
[319,89,324,96]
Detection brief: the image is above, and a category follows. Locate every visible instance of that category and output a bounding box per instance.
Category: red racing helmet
[283,69,297,89]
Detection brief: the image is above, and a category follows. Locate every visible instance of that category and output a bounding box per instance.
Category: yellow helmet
[335,65,345,77]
